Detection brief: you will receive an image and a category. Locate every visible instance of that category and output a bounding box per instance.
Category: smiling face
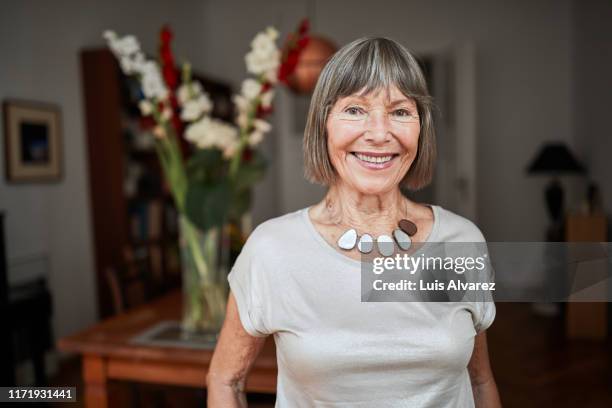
[326,85,420,195]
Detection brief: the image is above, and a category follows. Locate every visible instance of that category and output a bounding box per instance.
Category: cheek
[326,122,358,160]
[398,125,420,156]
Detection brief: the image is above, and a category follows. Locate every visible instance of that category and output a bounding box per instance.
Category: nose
[364,109,391,143]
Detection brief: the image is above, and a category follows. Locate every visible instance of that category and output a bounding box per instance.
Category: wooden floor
[489,303,612,407]
[47,360,276,408]
[49,303,611,407]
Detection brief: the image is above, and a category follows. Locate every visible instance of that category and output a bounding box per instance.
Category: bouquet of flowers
[103,21,309,335]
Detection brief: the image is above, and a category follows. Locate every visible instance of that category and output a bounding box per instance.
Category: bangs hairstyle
[303,37,436,190]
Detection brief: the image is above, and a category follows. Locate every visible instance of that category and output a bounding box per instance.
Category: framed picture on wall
[3,100,62,182]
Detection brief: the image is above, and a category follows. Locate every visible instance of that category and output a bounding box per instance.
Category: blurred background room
[0,0,611,406]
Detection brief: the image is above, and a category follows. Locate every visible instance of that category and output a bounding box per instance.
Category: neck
[319,182,411,235]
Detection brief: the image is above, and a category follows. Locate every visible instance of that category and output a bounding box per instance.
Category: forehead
[338,85,415,104]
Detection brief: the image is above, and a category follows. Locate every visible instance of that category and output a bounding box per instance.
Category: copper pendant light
[286,35,336,94]
[285,0,337,94]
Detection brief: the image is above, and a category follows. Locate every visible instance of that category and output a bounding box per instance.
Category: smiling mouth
[350,152,400,164]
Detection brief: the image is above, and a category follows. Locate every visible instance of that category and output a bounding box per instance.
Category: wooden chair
[105,245,170,406]
[105,245,161,315]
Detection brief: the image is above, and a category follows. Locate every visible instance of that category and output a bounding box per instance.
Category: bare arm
[468,331,502,408]
[206,292,267,408]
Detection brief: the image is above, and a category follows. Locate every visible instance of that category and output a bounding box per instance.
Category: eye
[344,105,365,115]
[392,108,413,117]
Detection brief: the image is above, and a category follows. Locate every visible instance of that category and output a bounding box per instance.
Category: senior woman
[207,37,501,407]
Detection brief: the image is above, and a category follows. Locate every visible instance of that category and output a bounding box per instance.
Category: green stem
[228,133,247,180]
[182,217,211,285]
[152,121,187,212]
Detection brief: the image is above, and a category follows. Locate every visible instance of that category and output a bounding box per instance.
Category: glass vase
[179,214,231,342]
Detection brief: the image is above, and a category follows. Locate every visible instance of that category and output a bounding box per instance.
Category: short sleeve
[470,235,496,334]
[227,228,271,337]
[473,294,496,333]
[446,218,496,334]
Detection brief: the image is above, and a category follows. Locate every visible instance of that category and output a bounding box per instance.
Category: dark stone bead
[398,219,418,236]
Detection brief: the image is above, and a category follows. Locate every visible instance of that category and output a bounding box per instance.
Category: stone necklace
[337,218,418,257]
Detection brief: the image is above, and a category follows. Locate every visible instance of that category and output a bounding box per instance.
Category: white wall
[321,0,575,241]
[0,0,208,338]
[2,0,602,338]
[573,0,612,222]
[197,0,575,241]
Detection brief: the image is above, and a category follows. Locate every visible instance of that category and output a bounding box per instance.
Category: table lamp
[526,142,586,240]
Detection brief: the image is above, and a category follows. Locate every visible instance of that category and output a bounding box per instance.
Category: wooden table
[57,291,277,407]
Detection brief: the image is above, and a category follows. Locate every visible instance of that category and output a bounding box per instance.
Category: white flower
[241,79,262,100]
[177,81,204,106]
[119,51,146,75]
[265,27,279,41]
[250,28,278,58]
[245,27,281,76]
[107,34,141,58]
[140,60,159,78]
[232,94,249,111]
[260,90,274,109]
[152,125,166,139]
[253,119,271,133]
[180,94,212,122]
[265,68,279,84]
[131,52,147,72]
[121,35,140,55]
[248,130,264,147]
[161,107,173,121]
[138,100,153,116]
[185,117,240,159]
[236,112,249,129]
[245,48,280,76]
[103,30,117,42]
[103,31,169,101]
[105,31,147,75]
[142,77,168,100]
[221,140,240,159]
[245,119,271,146]
[140,61,168,100]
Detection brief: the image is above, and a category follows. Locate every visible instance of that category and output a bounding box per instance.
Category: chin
[350,178,397,195]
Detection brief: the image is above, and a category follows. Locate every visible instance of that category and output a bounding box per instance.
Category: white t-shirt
[228,205,496,407]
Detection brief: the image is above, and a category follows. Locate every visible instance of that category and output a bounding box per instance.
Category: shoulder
[243,208,307,251]
[435,205,487,242]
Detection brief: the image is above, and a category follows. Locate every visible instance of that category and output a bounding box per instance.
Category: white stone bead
[337,228,357,250]
[393,229,412,250]
[357,233,374,253]
[376,234,394,256]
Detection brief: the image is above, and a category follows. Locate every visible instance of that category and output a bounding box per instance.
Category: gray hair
[303,37,436,190]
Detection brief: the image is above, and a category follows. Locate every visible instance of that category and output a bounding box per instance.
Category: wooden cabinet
[565,213,608,340]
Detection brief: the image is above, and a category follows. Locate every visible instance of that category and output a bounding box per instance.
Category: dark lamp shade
[526,142,586,175]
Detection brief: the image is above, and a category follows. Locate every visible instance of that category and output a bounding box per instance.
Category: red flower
[298,19,309,36]
[160,26,172,43]
[158,25,182,135]
[160,25,178,90]
[242,147,253,163]
[261,81,272,93]
[277,18,310,85]
[138,115,156,130]
[256,105,274,118]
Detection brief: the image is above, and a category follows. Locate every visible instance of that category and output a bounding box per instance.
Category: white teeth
[354,153,393,163]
